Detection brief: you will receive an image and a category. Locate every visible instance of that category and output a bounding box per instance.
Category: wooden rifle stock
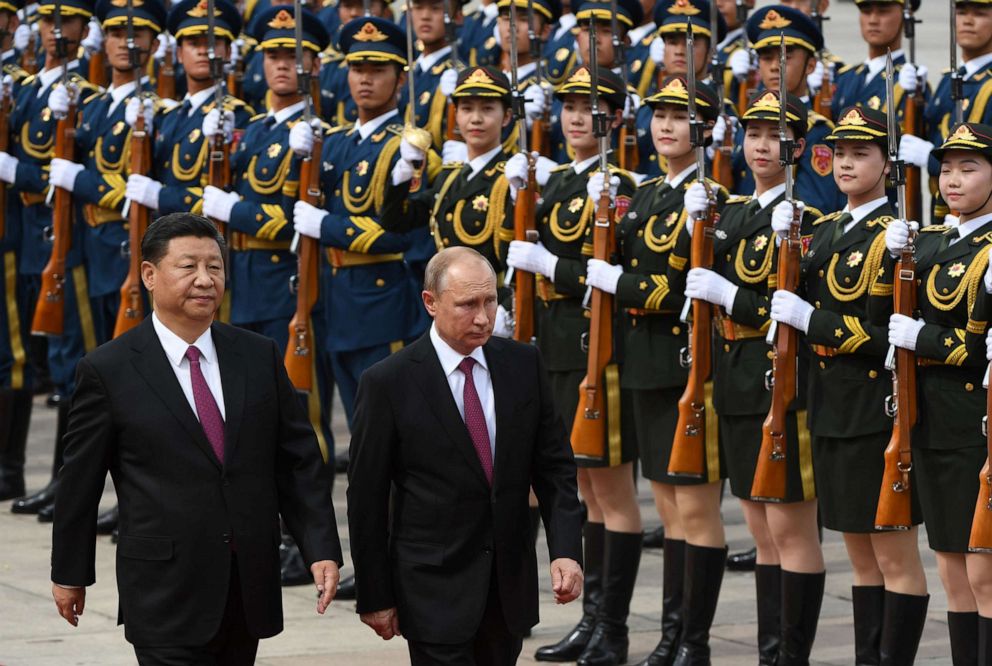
[875,248,917,529]
[31,102,76,336]
[619,117,638,173]
[969,365,992,552]
[530,111,550,158]
[226,62,243,100]
[207,131,229,238]
[156,42,175,99]
[571,185,615,460]
[903,92,924,226]
[813,68,834,122]
[750,207,801,501]
[512,162,537,344]
[309,78,321,120]
[737,74,751,117]
[712,129,734,189]
[668,200,716,477]
[284,131,323,391]
[446,99,459,142]
[112,111,150,338]
[88,51,107,89]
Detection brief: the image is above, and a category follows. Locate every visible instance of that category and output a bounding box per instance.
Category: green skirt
[720,412,816,504]
[913,445,985,553]
[549,367,637,469]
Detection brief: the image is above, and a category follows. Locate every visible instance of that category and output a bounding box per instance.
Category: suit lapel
[211,323,245,461]
[484,341,513,490]
[129,319,222,471]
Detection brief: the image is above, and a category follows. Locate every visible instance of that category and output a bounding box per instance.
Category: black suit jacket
[347,332,584,643]
[51,318,342,646]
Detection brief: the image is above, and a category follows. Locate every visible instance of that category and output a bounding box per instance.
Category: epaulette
[550,163,571,173]
[431,61,454,76]
[68,71,96,92]
[321,50,345,65]
[604,164,637,188]
[249,112,267,122]
[222,95,246,111]
[162,100,184,114]
[813,210,844,226]
[384,123,405,136]
[804,205,824,220]
[639,175,665,188]
[809,111,834,130]
[19,73,36,87]
[441,161,463,169]
[921,224,951,233]
[837,63,858,76]
[2,64,28,83]
[725,194,752,205]
[327,123,353,134]
[866,214,894,229]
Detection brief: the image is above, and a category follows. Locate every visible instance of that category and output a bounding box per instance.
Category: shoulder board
[808,112,834,130]
[551,163,571,173]
[725,194,752,205]
[222,95,246,111]
[813,210,843,226]
[328,124,353,134]
[942,67,952,75]
[384,123,405,136]
[866,214,894,229]
[703,178,729,200]
[639,175,665,188]
[921,225,950,232]
[837,63,858,75]
[249,112,267,122]
[442,161,463,169]
[432,61,454,76]
[2,64,27,81]
[804,205,823,220]
[607,164,637,186]
[162,101,184,114]
[19,73,36,86]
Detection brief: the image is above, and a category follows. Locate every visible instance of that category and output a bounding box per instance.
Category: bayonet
[951,0,964,124]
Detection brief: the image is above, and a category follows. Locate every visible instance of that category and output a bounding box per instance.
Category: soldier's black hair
[142,213,227,265]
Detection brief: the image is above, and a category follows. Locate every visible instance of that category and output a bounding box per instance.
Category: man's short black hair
[141,213,226,265]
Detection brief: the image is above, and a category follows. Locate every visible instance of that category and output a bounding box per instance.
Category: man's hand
[550,558,582,604]
[361,607,402,640]
[52,584,85,627]
[311,560,340,614]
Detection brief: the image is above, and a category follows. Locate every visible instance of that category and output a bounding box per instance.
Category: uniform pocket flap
[117,535,174,561]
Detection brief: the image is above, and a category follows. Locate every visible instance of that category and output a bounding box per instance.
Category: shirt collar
[467,145,502,180]
[482,2,498,20]
[956,212,992,239]
[718,27,744,52]
[755,183,786,210]
[965,52,992,79]
[507,61,537,81]
[38,60,80,94]
[628,21,655,46]
[268,100,305,126]
[354,108,400,140]
[417,46,452,73]
[572,154,599,175]
[429,322,488,377]
[846,196,890,225]
[665,163,697,188]
[151,312,218,369]
[184,87,215,114]
[107,79,139,107]
[864,50,903,82]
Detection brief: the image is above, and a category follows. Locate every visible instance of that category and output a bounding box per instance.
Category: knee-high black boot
[949,611,978,666]
[578,530,643,666]
[535,522,606,662]
[878,591,928,666]
[638,539,686,666]
[979,615,992,666]
[0,388,29,500]
[778,571,825,666]
[756,564,782,666]
[12,399,68,514]
[672,544,727,666]
[852,585,885,665]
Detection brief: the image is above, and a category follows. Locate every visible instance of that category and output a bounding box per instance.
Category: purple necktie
[458,357,493,485]
[185,346,225,464]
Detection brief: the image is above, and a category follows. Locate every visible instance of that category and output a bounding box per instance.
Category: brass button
[583,310,591,319]
[354,186,362,193]
[726,254,731,261]
[767,350,774,360]
[270,254,280,263]
[334,189,341,196]
[819,361,826,369]
[375,278,385,287]
[672,326,681,335]
[818,269,824,277]
[723,343,730,352]
[109,145,116,153]
[868,370,878,379]
[631,318,637,327]
[261,167,268,175]
[631,258,639,267]
[966,382,975,392]
[844,276,851,284]
[442,237,450,245]
[446,213,453,221]
[98,185,106,192]
[637,230,643,237]
[184,195,192,204]
[256,214,263,221]
[814,301,821,308]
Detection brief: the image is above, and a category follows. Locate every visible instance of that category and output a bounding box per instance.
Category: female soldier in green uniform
[770,106,929,665]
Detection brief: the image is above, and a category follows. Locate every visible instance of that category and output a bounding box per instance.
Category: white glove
[493,305,513,338]
[729,48,752,82]
[124,97,154,130]
[683,182,711,223]
[586,172,619,203]
[649,37,665,66]
[442,140,468,164]
[202,186,239,223]
[770,290,814,334]
[586,258,623,295]
[944,214,960,228]
[230,38,244,67]
[153,32,176,63]
[80,18,103,56]
[506,240,558,279]
[391,157,415,185]
[533,155,555,186]
[885,219,918,258]
[0,151,17,184]
[684,267,739,312]
[985,247,992,294]
[293,200,326,239]
[440,68,458,97]
[807,60,825,93]
[624,92,641,118]
[49,158,84,192]
[400,137,426,165]
[289,118,318,156]
[48,84,70,117]
[523,83,548,124]
[505,152,529,191]
[124,174,163,210]
[13,23,30,52]
[711,114,729,145]
[899,134,934,169]
[888,313,925,351]
[898,63,927,94]
[986,327,992,361]
[771,200,804,240]
[202,108,233,142]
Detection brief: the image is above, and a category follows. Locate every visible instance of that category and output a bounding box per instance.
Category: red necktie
[458,357,493,485]
[186,346,225,464]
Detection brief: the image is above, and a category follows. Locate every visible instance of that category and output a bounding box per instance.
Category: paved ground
[0,1,964,664]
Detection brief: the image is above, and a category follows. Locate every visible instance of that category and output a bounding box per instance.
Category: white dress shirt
[754,182,787,211]
[965,52,992,80]
[430,323,496,458]
[152,312,226,420]
[863,50,903,85]
[416,46,452,74]
[467,145,503,181]
[950,212,992,245]
[843,195,890,235]
[37,60,80,97]
[354,108,400,142]
[268,100,305,126]
[183,87,215,115]
[665,163,698,189]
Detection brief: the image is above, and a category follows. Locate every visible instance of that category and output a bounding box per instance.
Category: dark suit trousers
[407,566,522,666]
[133,555,259,666]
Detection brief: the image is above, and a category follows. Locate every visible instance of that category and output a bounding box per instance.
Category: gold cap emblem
[662,77,688,94]
[569,67,592,84]
[758,9,791,30]
[186,0,210,17]
[752,90,780,111]
[110,0,143,7]
[669,0,700,16]
[353,21,388,42]
[465,68,494,85]
[268,9,295,29]
[949,124,979,143]
[840,109,867,126]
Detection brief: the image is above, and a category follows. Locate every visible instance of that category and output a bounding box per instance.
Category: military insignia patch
[356,160,369,176]
[631,59,642,74]
[665,211,678,227]
[811,144,833,177]
[268,143,282,158]
[835,328,844,338]
[556,48,569,62]
[753,234,768,251]
[847,250,863,268]
[472,195,488,212]
[568,197,584,213]
[484,36,496,49]
[268,9,295,28]
[189,128,201,143]
[41,107,51,122]
[867,96,881,110]
[948,262,966,278]
[759,9,790,29]
[616,195,630,219]
[419,91,431,106]
[112,121,126,136]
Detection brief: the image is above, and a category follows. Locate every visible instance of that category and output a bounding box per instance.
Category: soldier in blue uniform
[1,0,98,516]
[458,0,499,67]
[290,16,430,426]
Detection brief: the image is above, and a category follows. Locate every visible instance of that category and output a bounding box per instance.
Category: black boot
[948,611,978,666]
[0,389,29,500]
[727,547,757,572]
[637,539,685,666]
[852,586,884,665]
[755,564,782,666]
[578,530,643,666]
[979,615,992,666]
[778,571,825,666]
[878,591,928,666]
[96,505,119,534]
[643,525,666,549]
[12,400,68,514]
[672,544,727,666]
[535,522,605,662]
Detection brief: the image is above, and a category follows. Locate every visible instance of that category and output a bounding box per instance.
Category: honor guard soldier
[542,0,577,80]
[621,2,660,102]
[881,124,992,663]
[2,0,98,517]
[771,105,930,664]
[123,0,252,220]
[511,65,642,666]
[289,16,430,425]
[0,0,26,71]
[458,0,499,67]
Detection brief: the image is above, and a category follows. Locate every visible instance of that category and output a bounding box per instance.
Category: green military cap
[555,65,626,110]
[826,106,894,149]
[644,75,720,123]
[741,89,808,138]
[933,123,992,162]
[452,66,512,103]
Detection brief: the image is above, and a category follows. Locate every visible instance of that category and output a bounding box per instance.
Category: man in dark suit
[347,246,585,665]
[50,213,342,664]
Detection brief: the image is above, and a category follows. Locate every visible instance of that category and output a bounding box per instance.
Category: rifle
[114,0,151,338]
[611,0,636,171]
[527,0,550,157]
[901,3,923,225]
[88,51,107,88]
[735,0,751,116]
[226,38,245,99]
[571,15,612,461]
[206,0,230,248]
[970,364,992,551]
[810,1,833,122]
[710,0,732,188]
[285,0,321,391]
[504,0,536,345]
[403,0,431,191]
[156,32,176,99]
[20,10,36,75]
[444,0,461,142]
[951,0,964,126]
[876,52,915,530]
[668,21,715,478]
[31,2,74,336]
[0,76,9,240]
[751,34,797,502]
